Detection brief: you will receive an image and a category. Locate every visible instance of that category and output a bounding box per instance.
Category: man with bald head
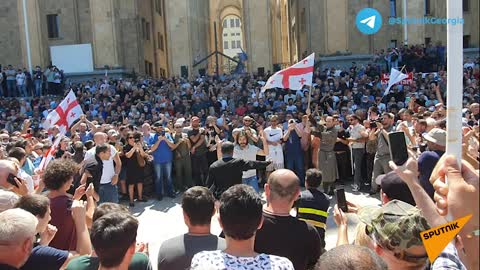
[254,169,321,270]
[84,132,122,203]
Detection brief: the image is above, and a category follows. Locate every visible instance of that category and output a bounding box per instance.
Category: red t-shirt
[49,195,77,251]
[235,106,247,116]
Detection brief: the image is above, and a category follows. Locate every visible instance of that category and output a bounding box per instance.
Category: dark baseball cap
[376,171,415,206]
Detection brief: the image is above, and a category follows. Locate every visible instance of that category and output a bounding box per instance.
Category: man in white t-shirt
[16,70,27,97]
[347,115,368,192]
[232,127,269,192]
[190,184,294,270]
[84,132,122,203]
[264,115,284,178]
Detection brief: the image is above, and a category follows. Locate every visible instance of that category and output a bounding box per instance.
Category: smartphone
[388,131,409,166]
[335,187,348,212]
[7,173,19,188]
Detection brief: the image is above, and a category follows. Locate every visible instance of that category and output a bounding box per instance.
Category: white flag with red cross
[262,53,315,92]
[38,133,63,170]
[43,90,83,134]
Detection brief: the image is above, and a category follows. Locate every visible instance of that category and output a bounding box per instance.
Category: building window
[224,41,228,49]
[149,62,153,77]
[141,18,146,39]
[235,18,240,27]
[390,40,397,48]
[230,18,235,28]
[160,68,166,78]
[145,61,149,75]
[236,33,240,36]
[231,33,235,36]
[389,0,396,17]
[223,33,227,37]
[223,20,227,28]
[146,22,150,40]
[158,32,164,51]
[46,14,59,38]
[424,0,431,15]
[463,0,469,12]
[463,35,470,48]
[231,40,236,49]
[424,37,431,46]
[236,40,241,48]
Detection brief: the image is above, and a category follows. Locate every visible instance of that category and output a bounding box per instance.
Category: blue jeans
[242,175,259,192]
[153,162,174,196]
[6,80,16,97]
[34,80,42,96]
[286,152,305,186]
[99,183,118,204]
[18,84,27,97]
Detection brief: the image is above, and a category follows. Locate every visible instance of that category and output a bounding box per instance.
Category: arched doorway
[221,15,243,73]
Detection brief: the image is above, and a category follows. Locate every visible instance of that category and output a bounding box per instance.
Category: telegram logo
[356,8,382,35]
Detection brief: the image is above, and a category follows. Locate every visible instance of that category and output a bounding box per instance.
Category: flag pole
[307,85,312,113]
[446,0,463,165]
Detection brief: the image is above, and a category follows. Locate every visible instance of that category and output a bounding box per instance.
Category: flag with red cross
[262,53,314,92]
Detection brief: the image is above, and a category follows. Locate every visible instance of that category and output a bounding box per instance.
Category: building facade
[0,0,478,78]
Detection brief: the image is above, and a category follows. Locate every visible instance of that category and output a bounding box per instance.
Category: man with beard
[309,116,338,195]
[370,113,395,194]
[232,128,269,192]
[232,116,259,145]
[187,116,209,186]
[207,142,271,199]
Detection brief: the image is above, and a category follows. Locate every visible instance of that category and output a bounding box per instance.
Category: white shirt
[16,73,25,85]
[349,123,366,149]
[284,94,297,103]
[233,144,260,179]
[191,250,294,270]
[19,169,34,193]
[264,126,283,143]
[84,145,117,184]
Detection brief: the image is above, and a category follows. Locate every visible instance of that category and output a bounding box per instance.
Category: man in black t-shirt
[333,118,352,184]
[186,116,209,186]
[254,169,321,270]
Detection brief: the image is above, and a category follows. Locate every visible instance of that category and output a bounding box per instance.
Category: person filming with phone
[370,112,396,194]
[149,121,177,201]
[123,131,148,207]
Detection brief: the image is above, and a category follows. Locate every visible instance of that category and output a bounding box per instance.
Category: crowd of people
[0,46,479,269]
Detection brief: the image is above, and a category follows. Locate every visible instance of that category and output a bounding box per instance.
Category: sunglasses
[128,136,134,139]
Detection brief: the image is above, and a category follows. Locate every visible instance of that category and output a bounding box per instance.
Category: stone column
[17,0,48,69]
[89,0,120,68]
[243,0,273,73]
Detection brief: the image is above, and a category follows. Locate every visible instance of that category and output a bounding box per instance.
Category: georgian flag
[384,67,408,96]
[43,90,83,134]
[262,53,314,92]
[38,133,63,170]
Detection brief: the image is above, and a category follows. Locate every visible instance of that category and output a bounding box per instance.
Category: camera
[288,119,296,124]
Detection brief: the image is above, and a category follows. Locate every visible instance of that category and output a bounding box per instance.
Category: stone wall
[0,0,23,67]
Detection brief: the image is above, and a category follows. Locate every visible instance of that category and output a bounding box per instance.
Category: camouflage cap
[358,200,430,252]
